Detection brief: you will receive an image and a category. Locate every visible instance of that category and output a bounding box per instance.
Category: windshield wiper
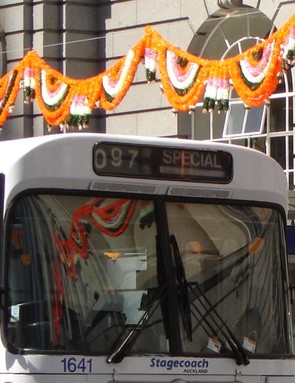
[170,234,249,366]
[189,282,250,366]
[106,286,166,363]
[170,234,192,341]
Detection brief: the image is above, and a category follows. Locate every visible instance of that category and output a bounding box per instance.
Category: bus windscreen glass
[5,194,289,357]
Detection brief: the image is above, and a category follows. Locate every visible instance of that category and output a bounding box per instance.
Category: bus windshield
[5,193,290,358]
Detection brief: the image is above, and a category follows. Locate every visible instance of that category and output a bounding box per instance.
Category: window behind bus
[5,194,291,357]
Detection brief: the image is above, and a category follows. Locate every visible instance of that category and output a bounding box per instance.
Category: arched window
[177,6,294,186]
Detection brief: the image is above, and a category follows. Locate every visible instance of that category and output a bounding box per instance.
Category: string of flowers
[0,14,295,130]
[100,38,145,110]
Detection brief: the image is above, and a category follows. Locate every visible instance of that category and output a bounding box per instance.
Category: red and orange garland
[1,14,295,130]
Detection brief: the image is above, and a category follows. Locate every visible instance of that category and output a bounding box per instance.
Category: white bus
[0,133,292,383]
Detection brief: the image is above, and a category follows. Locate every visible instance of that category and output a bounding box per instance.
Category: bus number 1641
[61,357,93,373]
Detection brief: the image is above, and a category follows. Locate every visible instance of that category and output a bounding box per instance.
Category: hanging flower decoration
[202,63,231,112]
[22,67,36,103]
[230,40,281,107]
[145,47,158,82]
[165,50,201,96]
[238,43,275,90]
[0,14,295,130]
[282,26,295,68]
[64,95,92,130]
[0,70,20,126]
[157,42,208,111]
[40,70,70,111]
[100,37,145,110]
[35,66,74,127]
[144,26,158,82]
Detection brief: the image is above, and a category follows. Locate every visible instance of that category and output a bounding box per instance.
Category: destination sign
[93,142,233,183]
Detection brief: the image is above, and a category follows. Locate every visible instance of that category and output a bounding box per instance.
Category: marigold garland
[0,14,295,130]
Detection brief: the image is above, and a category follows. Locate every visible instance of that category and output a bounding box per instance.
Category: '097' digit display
[93,142,232,183]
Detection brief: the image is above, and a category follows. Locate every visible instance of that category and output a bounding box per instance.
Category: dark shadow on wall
[0,29,7,76]
[46,0,112,135]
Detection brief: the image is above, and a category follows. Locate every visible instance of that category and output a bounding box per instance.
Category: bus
[0,132,292,383]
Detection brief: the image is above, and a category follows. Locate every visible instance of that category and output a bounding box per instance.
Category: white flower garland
[166,50,199,90]
[102,50,134,98]
[239,41,275,85]
[40,70,69,106]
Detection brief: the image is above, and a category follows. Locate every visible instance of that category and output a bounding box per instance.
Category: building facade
[0,1,295,203]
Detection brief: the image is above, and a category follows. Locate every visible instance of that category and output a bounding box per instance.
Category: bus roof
[0,133,288,214]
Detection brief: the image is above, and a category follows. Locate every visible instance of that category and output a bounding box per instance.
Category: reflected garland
[52,198,154,280]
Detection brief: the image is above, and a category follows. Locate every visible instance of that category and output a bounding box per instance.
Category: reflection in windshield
[7,195,164,353]
[166,202,289,355]
[6,194,290,358]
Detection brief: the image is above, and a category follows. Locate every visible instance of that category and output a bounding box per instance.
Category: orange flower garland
[0,14,294,130]
[0,69,23,126]
[158,45,209,111]
[230,40,283,106]
[100,38,145,110]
